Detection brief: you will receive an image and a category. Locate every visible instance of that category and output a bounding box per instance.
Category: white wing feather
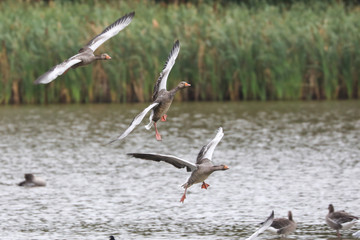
[201,127,224,161]
[87,12,134,52]
[353,230,360,238]
[34,58,82,84]
[158,40,180,91]
[109,102,159,144]
[245,211,274,240]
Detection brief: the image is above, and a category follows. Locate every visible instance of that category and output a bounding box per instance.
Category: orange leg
[154,122,162,141]
[180,187,187,203]
[161,114,167,122]
[201,182,210,189]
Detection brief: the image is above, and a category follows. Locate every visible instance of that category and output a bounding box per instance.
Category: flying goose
[326,204,358,237]
[109,40,190,143]
[34,12,135,84]
[127,127,229,202]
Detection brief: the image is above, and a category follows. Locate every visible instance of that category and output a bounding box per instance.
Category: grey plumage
[34,12,134,84]
[326,204,358,237]
[127,127,229,202]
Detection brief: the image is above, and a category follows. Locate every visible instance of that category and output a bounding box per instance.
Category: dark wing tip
[129,11,135,17]
[107,139,117,145]
[33,79,41,85]
[123,11,135,22]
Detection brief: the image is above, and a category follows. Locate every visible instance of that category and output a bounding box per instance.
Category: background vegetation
[0,0,360,104]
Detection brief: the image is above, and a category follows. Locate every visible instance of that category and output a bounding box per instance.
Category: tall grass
[0,0,359,104]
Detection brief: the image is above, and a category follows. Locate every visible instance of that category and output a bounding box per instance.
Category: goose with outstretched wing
[245,211,274,240]
[326,204,358,237]
[34,12,135,84]
[127,127,229,203]
[110,40,190,143]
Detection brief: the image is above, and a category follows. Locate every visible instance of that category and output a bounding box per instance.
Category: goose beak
[106,55,112,60]
[185,83,191,87]
[223,165,229,170]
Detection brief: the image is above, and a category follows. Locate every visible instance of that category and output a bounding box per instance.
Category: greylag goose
[109,40,190,143]
[245,211,274,240]
[18,174,46,187]
[127,127,229,202]
[326,204,358,237]
[267,211,296,237]
[34,12,135,84]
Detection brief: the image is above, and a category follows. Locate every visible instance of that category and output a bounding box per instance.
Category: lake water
[0,101,359,240]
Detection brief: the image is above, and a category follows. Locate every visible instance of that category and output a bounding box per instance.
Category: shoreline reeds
[0,0,359,104]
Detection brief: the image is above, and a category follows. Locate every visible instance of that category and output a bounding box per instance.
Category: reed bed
[0,0,359,104]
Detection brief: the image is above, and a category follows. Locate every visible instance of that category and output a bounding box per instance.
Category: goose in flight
[326,204,358,237]
[127,127,229,203]
[109,40,190,143]
[34,12,135,84]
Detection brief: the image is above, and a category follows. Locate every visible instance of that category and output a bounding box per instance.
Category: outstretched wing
[152,40,180,101]
[196,127,224,164]
[246,211,274,240]
[127,153,197,172]
[108,102,159,144]
[353,230,360,238]
[85,12,135,52]
[34,57,82,84]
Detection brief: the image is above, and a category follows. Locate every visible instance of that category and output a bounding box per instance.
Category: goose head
[177,81,191,89]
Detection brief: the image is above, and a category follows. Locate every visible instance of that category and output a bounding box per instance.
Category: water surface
[0,101,359,239]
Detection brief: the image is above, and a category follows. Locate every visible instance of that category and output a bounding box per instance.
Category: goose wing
[353,230,360,238]
[246,211,274,240]
[196,127,224,164]
[108,102,159,144]
[152,40,180,101]
[34,57,82,84]
[331,211,358,224]
[127,153,197,172]
[85,12,135,52]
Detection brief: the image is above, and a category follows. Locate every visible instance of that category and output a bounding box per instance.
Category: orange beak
[223,165,229,170]
[106,55,112,60]
[185,82,191,87]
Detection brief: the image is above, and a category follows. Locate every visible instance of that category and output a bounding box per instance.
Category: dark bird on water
[34,12,135,84]
[18,174,46,187]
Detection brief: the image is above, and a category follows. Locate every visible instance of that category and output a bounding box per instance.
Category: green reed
[0,0,359,104]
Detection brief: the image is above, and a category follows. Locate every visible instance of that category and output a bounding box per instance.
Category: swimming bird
[18,174,46,187]
[127,127,229,202]
[34,12,135,84]
[109,40,190,143]
[267,211,296,237]
[326,204,358,237]
[245,211,274,240]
